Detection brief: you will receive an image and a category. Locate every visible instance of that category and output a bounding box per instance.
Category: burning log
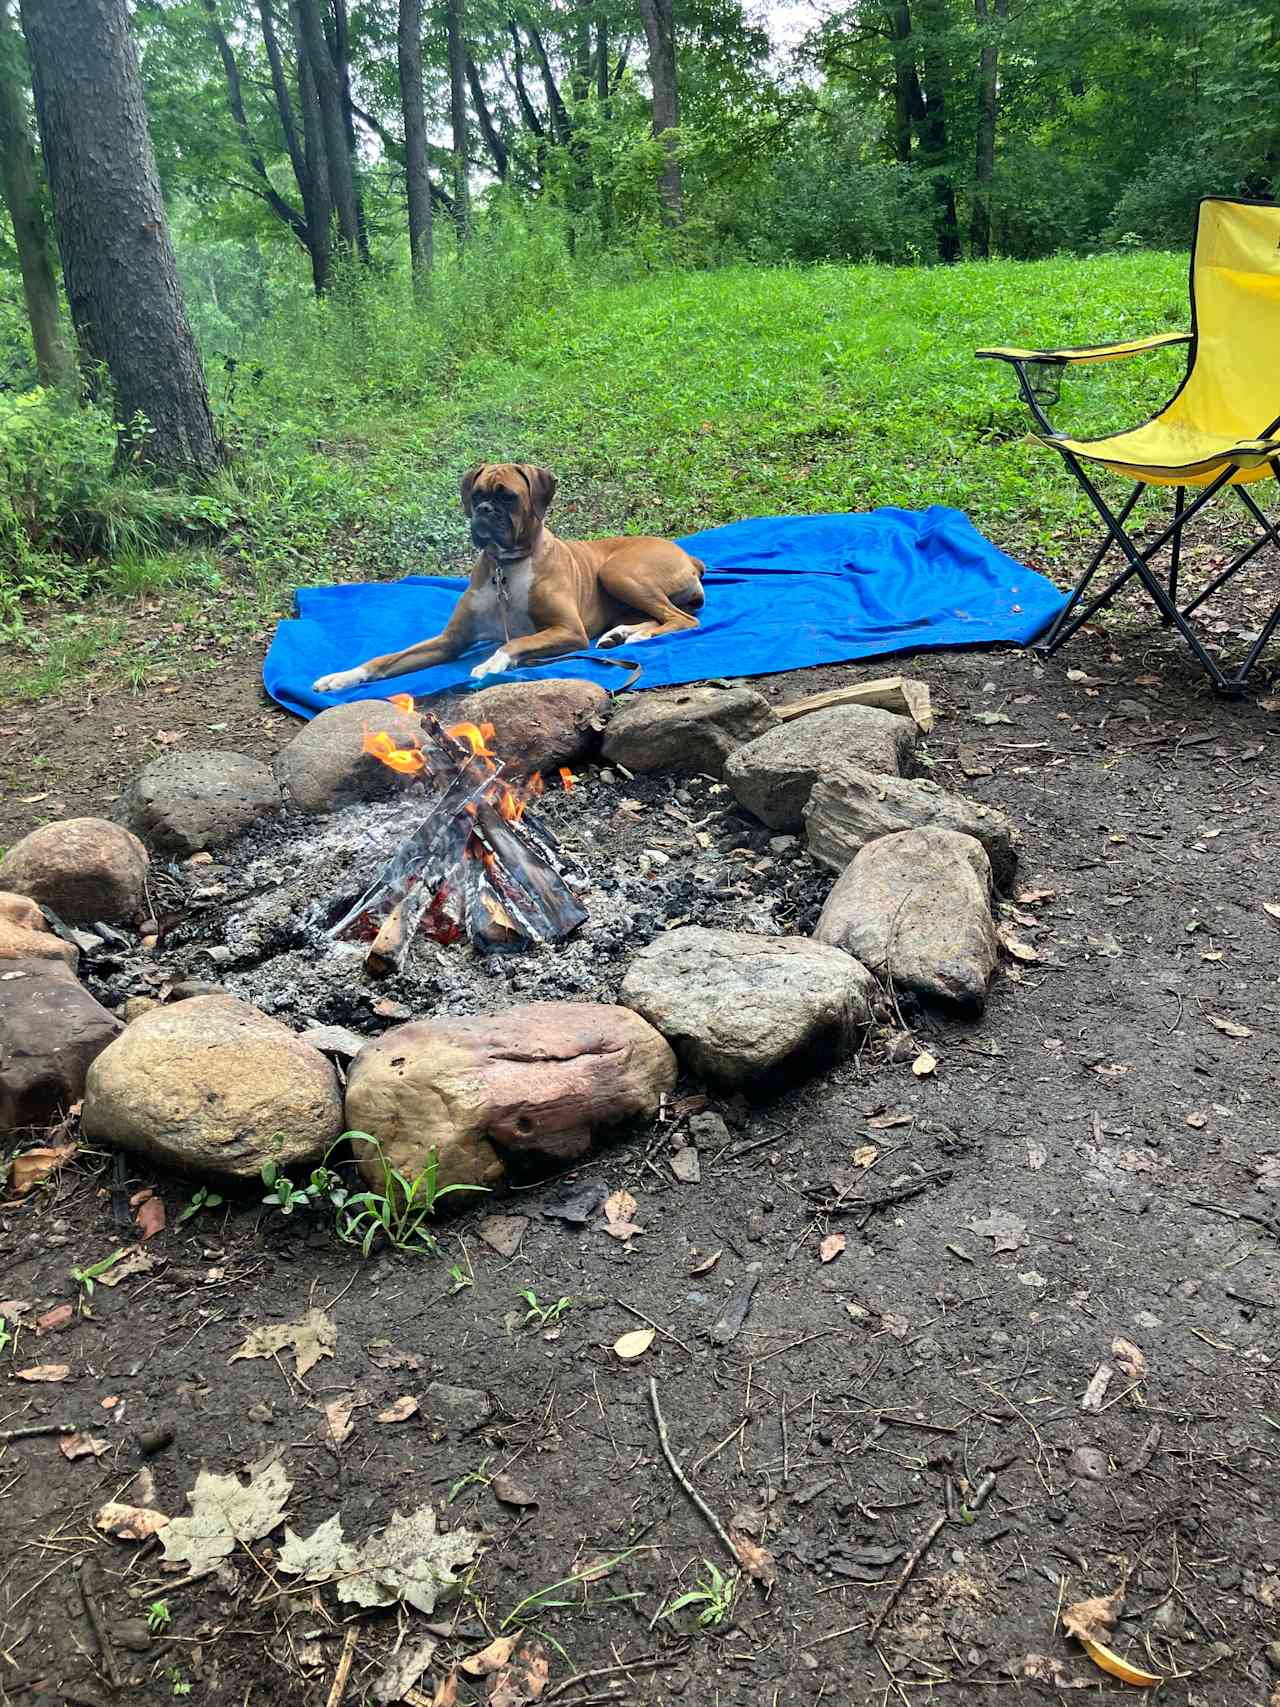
[326,706,587,973]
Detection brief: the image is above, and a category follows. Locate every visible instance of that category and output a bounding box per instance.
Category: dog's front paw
[313,666,370,694]
[470,648,512,679]
[597,624,647,649]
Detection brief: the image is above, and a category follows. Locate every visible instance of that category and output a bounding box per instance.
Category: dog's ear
[523,466,557,517]
[460,464,487,515]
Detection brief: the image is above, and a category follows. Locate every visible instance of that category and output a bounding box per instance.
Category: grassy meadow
[0,246,1194,703]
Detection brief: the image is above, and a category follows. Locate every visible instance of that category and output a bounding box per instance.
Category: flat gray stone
[621,925,875,1087]
[725,706,917,830]
[274,699,428,814]
[804,762,1017,890]
[602,686,775,779]
[814,827,998,1011]
[120,750,281,855]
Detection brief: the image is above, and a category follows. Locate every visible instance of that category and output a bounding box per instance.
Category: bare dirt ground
[2,598,1279,1706]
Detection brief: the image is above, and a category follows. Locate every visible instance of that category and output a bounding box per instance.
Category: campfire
[319,698,587,974]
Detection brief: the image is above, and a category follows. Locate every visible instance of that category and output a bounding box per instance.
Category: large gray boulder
[620,926,875,1087]
[804,763,1017,890]
[725,706,917,830]
[814,828,998,1011]
[120,750,281,854]
[344,1002,676,1192]
[274,699,428,814]
[0,818,149,924]
[82,994,343,1180]
[460,679,609,776]
[602,686,775,779]
[0,959,122,1132]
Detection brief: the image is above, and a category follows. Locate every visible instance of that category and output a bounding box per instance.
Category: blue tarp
[263,507,1068,718]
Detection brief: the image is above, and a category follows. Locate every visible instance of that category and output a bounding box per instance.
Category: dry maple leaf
[819,1233,846,1263]
[229,1307,336,1378]
[968,1208,1029,1252]
[1061,1590,1123,1644]
[9,1143,77,1197]
[489,1639,550,1707]
[95,1501,171,1541]
[60,1433,109,1461]
[160,1457,291,1571]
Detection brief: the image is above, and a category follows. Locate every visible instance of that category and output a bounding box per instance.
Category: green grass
[0,249,1194,705]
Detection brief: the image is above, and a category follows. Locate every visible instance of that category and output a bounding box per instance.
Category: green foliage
[259,1158,347,1218]
[662,1559,738,1629]
[519,1289,573,1329]
[71,1247,129,1301]
[147,1600,173,1634]
[176,1185,224,1226]
[337,1133,487,1256]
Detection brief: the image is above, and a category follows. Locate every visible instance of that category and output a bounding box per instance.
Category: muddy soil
[2,603,1279,1707]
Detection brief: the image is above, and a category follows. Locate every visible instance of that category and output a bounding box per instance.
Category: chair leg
[1038,483,1142,655]
[1059,454,1237,694]
[1224,463,1280,685]
[1165,486,1185,616]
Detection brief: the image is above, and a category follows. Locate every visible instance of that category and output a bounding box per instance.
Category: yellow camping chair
[977,195,1280,695]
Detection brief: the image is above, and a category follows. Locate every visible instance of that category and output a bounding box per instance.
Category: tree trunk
[445,0,470,239]
[260,0,329,293]
[398,0,432,284]
[294,0,360,255]
[915,0,960,262]
[637,0,681,225]
[970,0,1005,258]
[288,0,333,289]
[331,0,369,263]
[18,0,220,474]
[888,1,913,165]
[596,13,613,240]
[0,0,70,385]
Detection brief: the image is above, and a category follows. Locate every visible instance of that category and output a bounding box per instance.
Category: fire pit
[324,703,587,973]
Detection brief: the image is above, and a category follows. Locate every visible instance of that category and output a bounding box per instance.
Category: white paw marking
[313,666,370,694]
[470,647,513,679]
[597,624,651,649]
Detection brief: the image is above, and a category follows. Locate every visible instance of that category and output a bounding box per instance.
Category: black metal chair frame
[999,356,1280,697]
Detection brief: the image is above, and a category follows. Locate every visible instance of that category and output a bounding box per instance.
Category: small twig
[0,1422,79,1444]
[817,1169,954,1224]
[616,1301,695,1359]
[75,1558,120,1690]
[866,1468,998,1645]
[648,1379,742,1573]
[543,1654,678,1701]
[1185,1198,1280,1242]
[324,1625,359,1707]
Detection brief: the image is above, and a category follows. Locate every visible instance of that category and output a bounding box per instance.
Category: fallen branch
[0,1421,80,1444]
[866,1467,998,1644]
[543,1654,679,1701]
[1185,1198,1280,1243]
[776,675,934,733]
[325,1625,359,1707]
[76,1558,120,1690]
[648,1378,742,1574]
[816,1168,954,1225]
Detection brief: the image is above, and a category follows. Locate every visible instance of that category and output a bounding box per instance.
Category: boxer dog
[312,463,706,694]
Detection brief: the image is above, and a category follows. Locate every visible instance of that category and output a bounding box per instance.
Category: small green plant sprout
[446,1455,493,1504]
[260,1159,346,1217]
[169,1664,192,1697]
[519,1289,572,1330]
[176,1185,223,1227]
[661,1560,738,1630]
[0,1315,11,1356]
[147,1599,172,1633]
[334,1134,485,1256]
[500,1549,643,1638]
[446,1261,473,1294]
[71,1247,129,1301]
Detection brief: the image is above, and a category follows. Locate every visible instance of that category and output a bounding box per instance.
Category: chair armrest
[976,332,1191,365]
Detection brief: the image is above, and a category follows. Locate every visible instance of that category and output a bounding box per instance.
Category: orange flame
[446,720,497,761]
[363,726,425,774]
[386,693,415,713]
[559,767,575,793]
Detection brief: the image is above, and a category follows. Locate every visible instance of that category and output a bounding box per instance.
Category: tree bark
[466,57,508,181]
[0,0,70,385]
[637,0,682,225]
[330,0,369,262]
[397,0,432,283]
[596,12,613,240]
[970,0,1005,258]
[294,0,360,254]
[888,1,913,165]
[445,0,470,239]
[288,0,333,289]
[18,0,220,474]
[260,0,329,293]
[915,0,960,262]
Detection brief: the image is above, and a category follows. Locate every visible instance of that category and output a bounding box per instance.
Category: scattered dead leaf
[866,1111,912,1131]
[229,1307,336,1378]
[688,1249,721,1276]
[1184,1110,1207,1129]
[432,1672,460,1707]
[15,1363,71,1382]
[371,1639,437,1705]
[1061,1590,1122,1644]
[95,1501,171,1541]
[912,1051,937,1078]
[135,1195,166,1239]
[478,1216,527,1258]
[730,1531,777,1584]
[852,1144,878,1169]
[59,1433,109,1461]
[818,1233,846,1264]
[1022,1654,1088,1688]
[1016,887,1056,905]
[491,1472,537,1509]
[1206,1013,1252,1039]
[323,1393,356,1445]
[279,1504,481,1614]
[487,1639,550,1707]
[377,1395,419,1424]
[601,1188,643,1242]
[613,1327,655,1360]
[160,1457,291,1572]
[1264,901,1280,922]
[998,926,1041,963]
[1111,1338,1148,1381]
[968,1208,1029,1253]
[461,1635,521,1678]
[9,1143,76,1197]
[35,1304,73,1335]
[95,1247,155,1287]
[878,1311,910,1339]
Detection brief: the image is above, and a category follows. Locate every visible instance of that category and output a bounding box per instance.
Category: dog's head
[461,463,557,557]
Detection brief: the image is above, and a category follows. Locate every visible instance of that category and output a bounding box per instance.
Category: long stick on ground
[865,1468,998,1645]
[648,1378,740,1571]
[325,1625,359,1707]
